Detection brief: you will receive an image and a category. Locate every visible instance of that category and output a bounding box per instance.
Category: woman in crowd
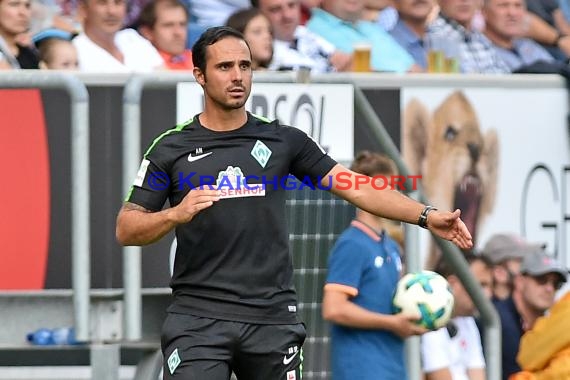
[0,0,39,69]
[226,7,273,70]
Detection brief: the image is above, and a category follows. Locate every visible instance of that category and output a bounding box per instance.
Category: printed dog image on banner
[403,91,499,269]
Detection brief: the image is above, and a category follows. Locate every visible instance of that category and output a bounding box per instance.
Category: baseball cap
[520,251,568,280]
[32,28,75,48]
[481,233,544,264]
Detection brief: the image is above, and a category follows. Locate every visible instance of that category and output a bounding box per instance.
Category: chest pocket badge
[251,140,272,168]
[374,256,384,268]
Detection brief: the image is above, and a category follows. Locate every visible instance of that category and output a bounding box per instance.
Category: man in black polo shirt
[116,26,473,380]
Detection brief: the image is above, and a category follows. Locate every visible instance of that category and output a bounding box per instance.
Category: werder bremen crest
[251,140,272,168]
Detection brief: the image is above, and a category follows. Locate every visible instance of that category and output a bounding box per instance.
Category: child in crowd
[38,37,78,69]
[33,29,78,70]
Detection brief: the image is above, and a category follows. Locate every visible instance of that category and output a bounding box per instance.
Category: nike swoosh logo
[187,152,212,162]
[283,351,299,365]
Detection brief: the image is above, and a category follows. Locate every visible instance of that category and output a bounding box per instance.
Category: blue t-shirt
[326,220,405,380]
[307,8,414,73]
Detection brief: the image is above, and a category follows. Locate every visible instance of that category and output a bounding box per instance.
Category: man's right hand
[117,189,220,246]
[170,189,221,224]
[389,313,429,338]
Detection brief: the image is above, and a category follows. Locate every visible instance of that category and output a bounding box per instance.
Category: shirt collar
[159,50,190,64]
[351,220,384,242]
[393,19,423,46]
[437,12,473,38]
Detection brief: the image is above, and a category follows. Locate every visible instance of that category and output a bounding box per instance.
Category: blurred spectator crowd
[0,0,569,75]
[419,232,569,380]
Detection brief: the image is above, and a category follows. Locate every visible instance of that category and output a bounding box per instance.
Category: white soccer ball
[392,270,454,330]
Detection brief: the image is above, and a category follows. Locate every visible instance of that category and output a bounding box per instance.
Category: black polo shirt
[127,112,337,324]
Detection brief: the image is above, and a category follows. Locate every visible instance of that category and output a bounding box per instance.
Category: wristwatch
[418,206,437,229]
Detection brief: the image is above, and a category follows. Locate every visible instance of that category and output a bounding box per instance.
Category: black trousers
[161,312,306,379]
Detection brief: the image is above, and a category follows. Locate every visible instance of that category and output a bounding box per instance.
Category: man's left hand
[427,209,473,249]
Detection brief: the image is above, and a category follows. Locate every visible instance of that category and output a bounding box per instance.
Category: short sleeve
[326,237,368,290]
[125,158,170,212]
[421,328,452,372]
[284,127,337,184]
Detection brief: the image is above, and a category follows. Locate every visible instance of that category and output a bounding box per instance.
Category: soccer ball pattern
[392,270,454,330]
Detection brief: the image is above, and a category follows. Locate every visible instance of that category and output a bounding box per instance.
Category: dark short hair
[192,26,249,73]
[350,150,398,177]
[435,251,493,278]
[137,0,189,29]
[250,0,259,7]
[226,7,264,34]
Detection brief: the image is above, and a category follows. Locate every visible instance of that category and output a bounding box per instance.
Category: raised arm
[116,189,220,246]
[323,164,473,249]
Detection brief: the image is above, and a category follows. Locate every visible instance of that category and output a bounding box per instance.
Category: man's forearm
[116,204,178,246]
[326,164,424,225]
[355,186,424,225]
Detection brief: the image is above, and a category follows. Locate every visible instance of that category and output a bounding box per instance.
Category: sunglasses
[527,274,565,290]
